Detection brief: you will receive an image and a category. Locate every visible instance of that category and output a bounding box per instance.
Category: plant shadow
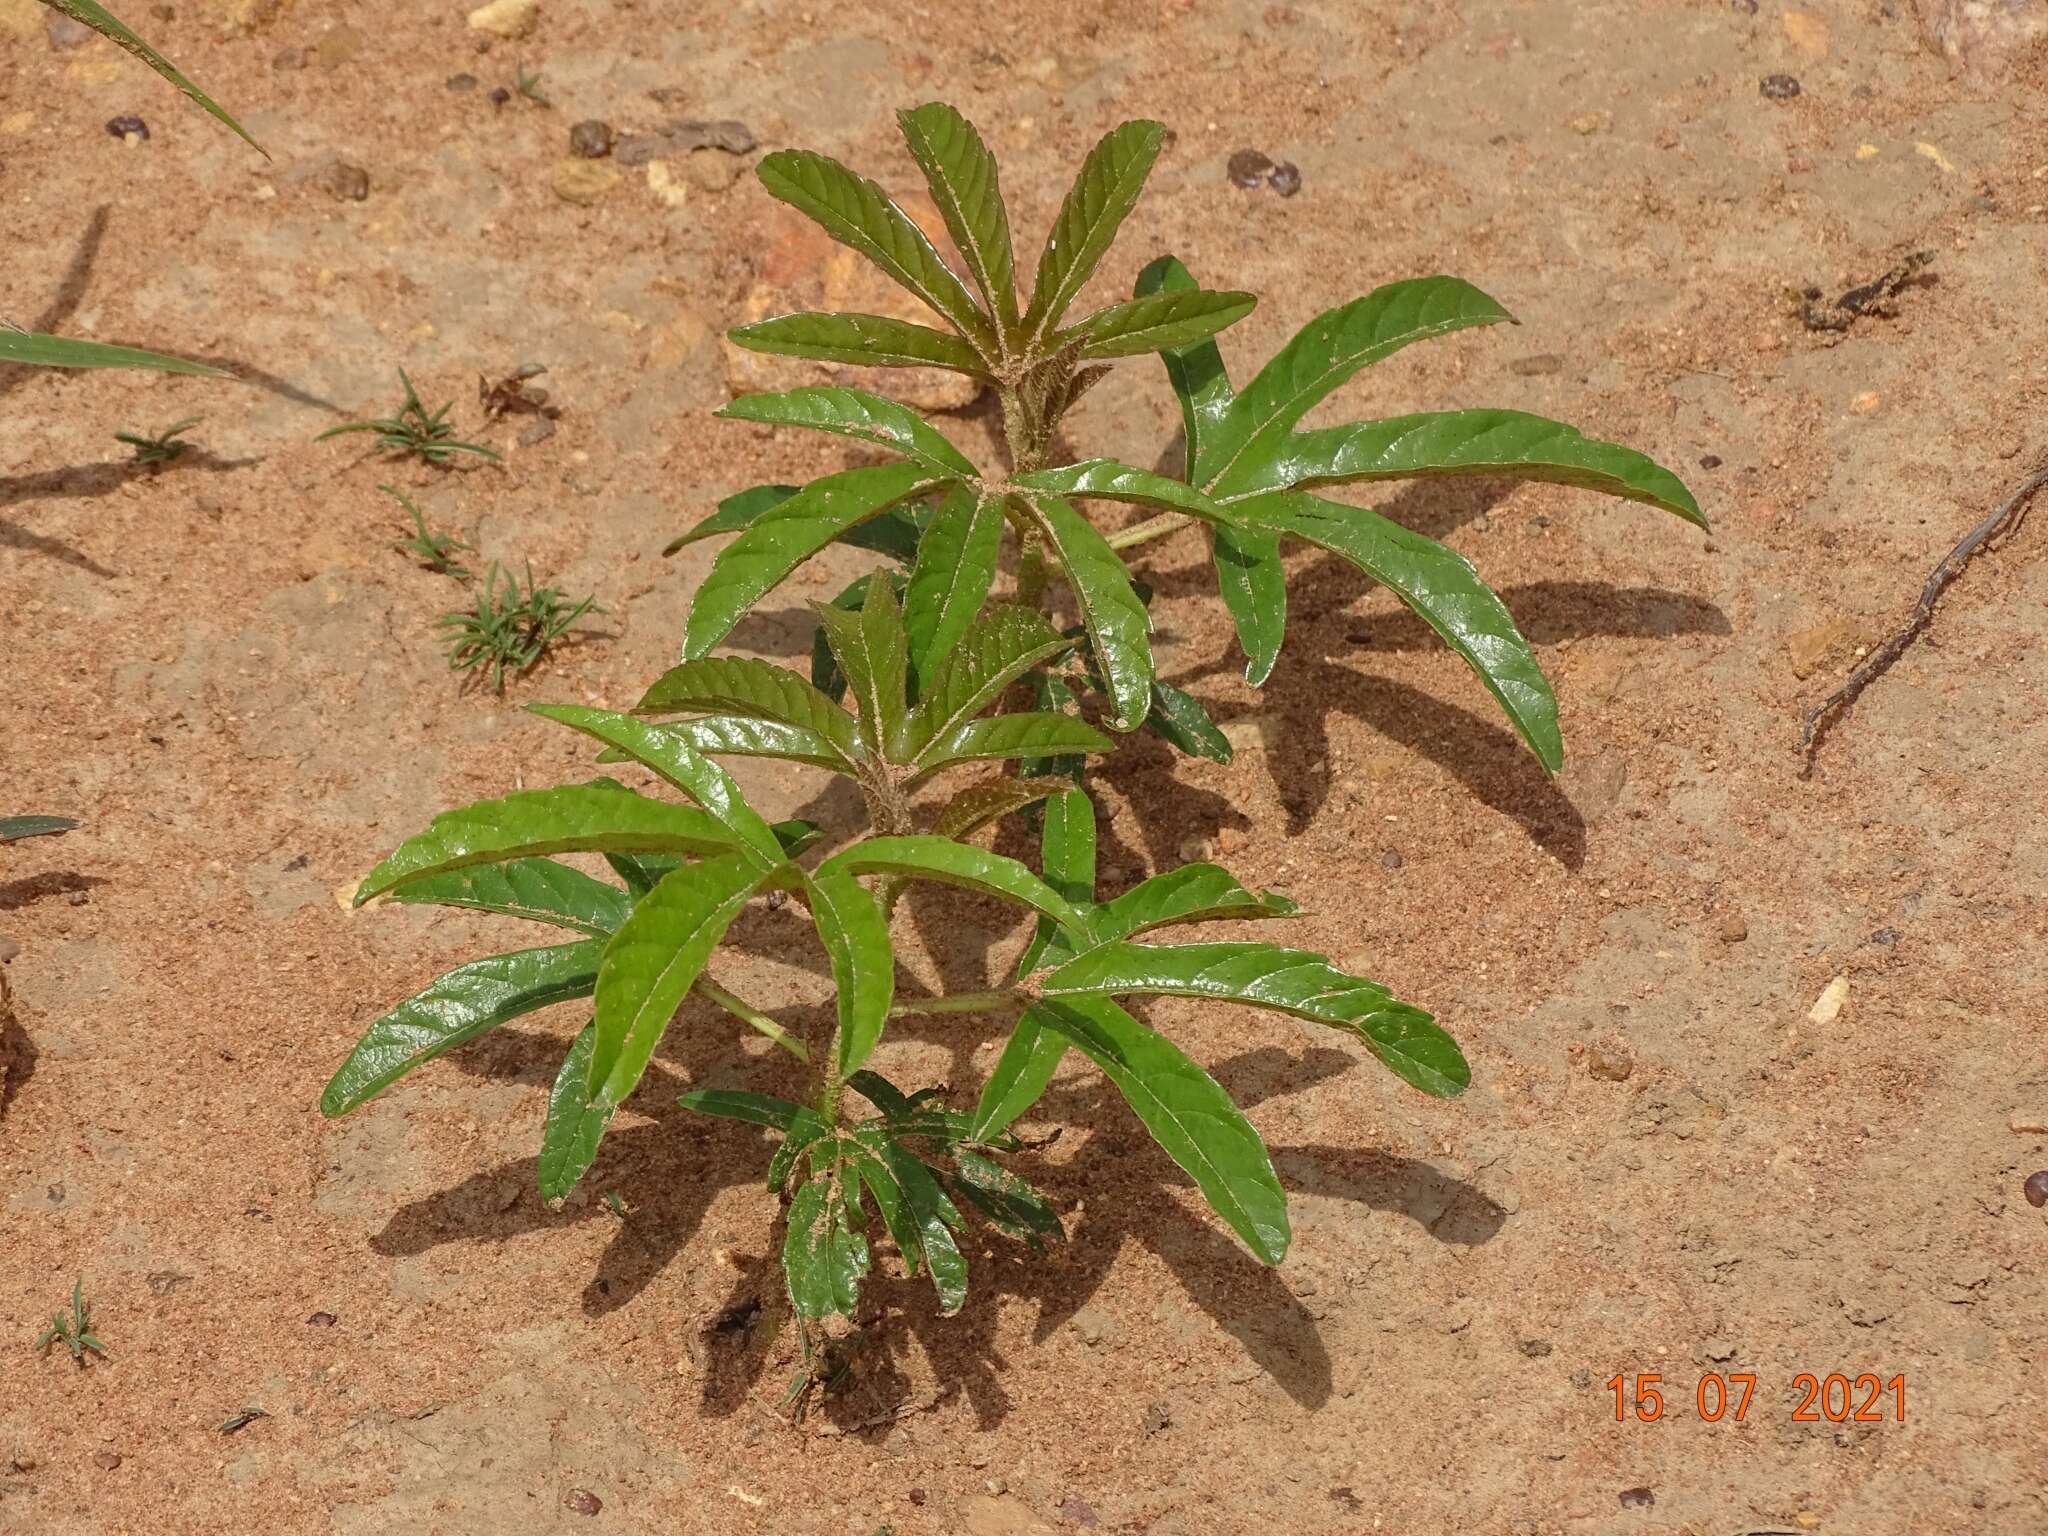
[0,872,106,913]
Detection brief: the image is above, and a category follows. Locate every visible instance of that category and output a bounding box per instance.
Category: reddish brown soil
[3,2,2046,1533]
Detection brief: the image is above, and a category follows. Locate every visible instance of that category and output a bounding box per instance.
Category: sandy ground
[3,1,2047,1532]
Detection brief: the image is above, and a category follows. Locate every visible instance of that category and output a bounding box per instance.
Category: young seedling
[115,415,201,465]
[686,103,1702,770]
[327,579,1459,1401]
[514,64,551,108]
[437,562,599,692]
[386,486,474,580]
[318,370,503,467]
[35,1278,106,1365]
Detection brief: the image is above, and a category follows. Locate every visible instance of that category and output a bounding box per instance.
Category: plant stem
[699,978,809,1062]
[1105,512,1185,551]
[888,990,1025,1018]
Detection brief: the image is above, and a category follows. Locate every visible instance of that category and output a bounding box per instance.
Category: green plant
[328,581,1457,1403]
[35,1278,105,1365]
[684,104,1701,769]
[325,103,1700,1394]
[514,63,551,107]
[387,486,474,580]
[318,370,503,466]
[437,562,599,691]
[1,816,80,844]
[114,415,201,465]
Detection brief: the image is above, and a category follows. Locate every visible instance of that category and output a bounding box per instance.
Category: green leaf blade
[1024,119,1165,343]
[902,603,1069,760]
[916,712,1114,773]
[902,488,1007,693]
[528,706,787,868]
[1016,787,1096,977]
[929,777,1070,842]
[1092,867,1298,946]
[539,1023,616,1201]
[384,858,632,937]
[1134,256,1237,481]
[898,102,1020,337]
[1065,288,1256,360]
[683,461,936,660]
[783,1173,870,1320]
[1210,524,1288,686]
[1238,409,1705,525]
[820,835,1090,936]
[1235,489,1561,772]
[45,0,266,154]
[634,656,860,765]
[355,786,748,904]
[1031,998,1288,1263]
[589,854,768,1109]
[0,331,228,376]
[970,1016,1068,1141]
[1208,277,1516,498]
[321,942,603,1116]
[809,866,896,1079]
[719,386,978,478]
[1016,460,1237,527]
[1143,679,1233,764]
[756,150,994,350]
[1021,493,1154,731]
[727,311,988,373]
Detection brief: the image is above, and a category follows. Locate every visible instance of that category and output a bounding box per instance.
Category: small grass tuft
[437,562,599,692]
[36,1278,106,1366]
[115,416,202,465]
[514,64,551,108]
[385,486,474,581]
[318,370,502,466]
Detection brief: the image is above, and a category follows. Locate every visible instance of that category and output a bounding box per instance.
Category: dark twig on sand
[1801,457,2048,764]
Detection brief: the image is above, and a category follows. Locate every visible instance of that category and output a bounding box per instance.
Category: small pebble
[105,115,149,141]
[92,1451,122,1471]
[518,418,557,447]
[2024,1171,2048,1209]
[1868,926,1899,947]
[1268,161,1302,196]
[1227,147,1274,188]
[307,1311,339,1327]
[320,160,371,202]
[1718,912,1748,944]
[1760,74,1802,100]
[1619,1487,1656,1509]
[0,936,20,964]
[1587,1042,1635,1082]
[1699,453,1723,469]
[613,134,670,166]
[1510,353,1564,376]
[1381,848,1403,870]
[569,120,614,158]
[1142,1402,1172,1434]
[563,1488,602,1516]
[46,14,93,48]
[907,1488,927,1506]
[447,73,479,93]
[1519,1338,1554,1358]
[490,86,512,105]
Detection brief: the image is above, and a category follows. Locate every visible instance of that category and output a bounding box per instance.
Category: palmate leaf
[783,1172,870,1320]
[899,102,1020,339]
[1204,277,1516,498]
[1017,492,1153,731]
[899,603,1070,761]
[0,330,229,376]
[719,387,979,479]
[902,488,1006,692]
[1230,408,1706,525]
[1064,287,1257,360]
[914,712,1113,774]
[848,1131,969,1313]
[43,0,266,154]
[634,656,861,767]
[1023,119,1165,344]
[727,311,988,374]
[320,941,603,1115]
[1030,998,1289,1264]
[588,853,769,1108]
[683,461,938,659]
[814,575,909,753]
[819,836,1091,937]
[538,1022,614,1201]
[808,866,895,1078]
[1014,460,1238,527]
[756,149,995,352]
[1233,489,1561,772]
[354,785,753,904]
[929,777,1070,841]
[529,706,788,868]
[385,858,631,937]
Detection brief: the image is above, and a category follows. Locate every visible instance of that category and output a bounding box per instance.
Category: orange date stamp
[1608,1372,1907,1424]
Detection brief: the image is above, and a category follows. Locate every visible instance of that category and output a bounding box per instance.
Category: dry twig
[1801,458,2048,764]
